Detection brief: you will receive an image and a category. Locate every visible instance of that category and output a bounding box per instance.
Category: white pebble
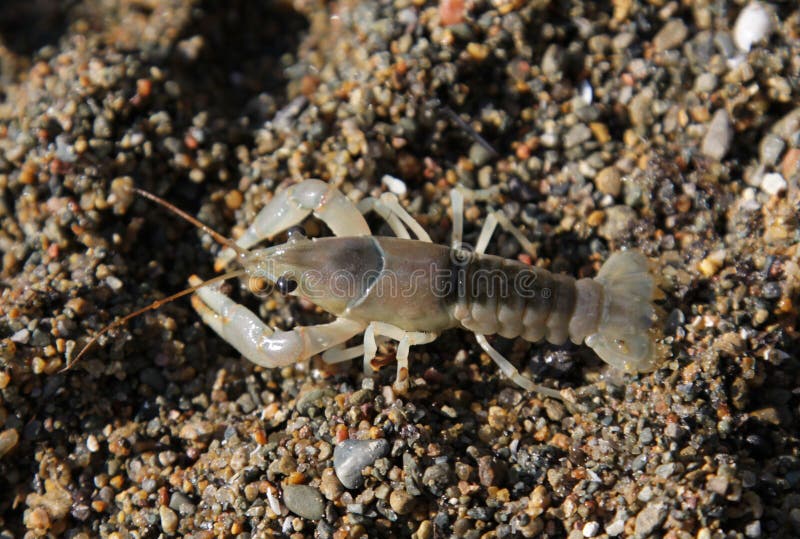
[381,174,407,196]
[579,80,593,105]
[266,488,283,515]
[583,521,601,537]
[86,434,100,452]
[760,172,787,195]
[606,520,626,537]
[733,2,773,52]
[106,276,124,291]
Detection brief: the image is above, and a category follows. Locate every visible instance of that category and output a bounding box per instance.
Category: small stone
[653,19,688,52]
[541,44,564,78]
[169,492,196,515]
[0,428,19,458]
[744,520,761,537]
[93,116,112,138]
[587,210,605,227]
[759,133,785,166]
[477,456,506,487]
[389,489,415,515]
[706,475,730,496]
[86,434,100,452]
[655,463,676,478]
[543,399,566,421]
[106,276,124,291]
[333,438,390,489]
[295,388,334,416]
[589,122,610,144]
[635,501,667,537]
[595,166,622,196]
[563,124,592,149]
[698,250,725,277]
[628,89,654,128]
[10,329,30,344]
[416,520,433,539]
[422,462,453,495]
[694,73,718,94]
[319,467,343,500]
[760,172,787,195]
[283,484,325,520]
[224,190,243,210]
[702,109,733,160]
[606,519,626,536]
[582,521,600,537]
[598,205,636,241]
[733,2,772,52]
[25,506,51,532]
[159,506,178,534]
[469,143,493,167]
[466,42,489,61]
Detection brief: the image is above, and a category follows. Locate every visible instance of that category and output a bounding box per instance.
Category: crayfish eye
[276,276,298,295]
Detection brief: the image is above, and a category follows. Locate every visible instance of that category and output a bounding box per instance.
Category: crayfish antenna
[63,269,245,371]
[130,187,249,259]
[65,186,252,371]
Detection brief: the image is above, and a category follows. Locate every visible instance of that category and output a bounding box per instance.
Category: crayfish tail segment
[583,251,665,373]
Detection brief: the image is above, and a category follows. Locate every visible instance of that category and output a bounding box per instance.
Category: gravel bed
[1,0,799,537]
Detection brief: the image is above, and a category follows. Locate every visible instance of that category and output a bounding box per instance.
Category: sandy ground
[0,0,799,537]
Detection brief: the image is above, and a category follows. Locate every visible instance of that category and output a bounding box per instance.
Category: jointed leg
[395,330,438,393]
[362,322,437,392]
[472,210,536,257]
[359,193,431,242]
[451,189,464,250]
[216,179,371,269]
[474,334,563,400]
[379,193,431,242]
[322,343,365,365]
[492,211,537,258]
[474,213,498,255]
[358,197,411,239]
[189,275,366,367]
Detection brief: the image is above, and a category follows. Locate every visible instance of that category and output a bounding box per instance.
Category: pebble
[10,329,30,344]
[389,489,415,515]
[605,519,626,536]
[595,166,622,196]
[333,439,390,489]
[422,462,453,495]
[733,2,773,52]
[159,505,178,534]
[86,434,100,452]
[744,520,762,537]
[759,133,785,166]
[319,468,343,500]
[598,205,636,241]
[0,428,19,458]
[628,89,654,128]
[283,484,325,520]
[655,462,676,479]
[702,109,733,160]
[582,521,600,537]
[469,143,493,167]
[635,501,667,537]
[169,492,196,516]
[653,19,688,52]
[563,123,592,149]
[694,73,718,94]
[760,172,787,195]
